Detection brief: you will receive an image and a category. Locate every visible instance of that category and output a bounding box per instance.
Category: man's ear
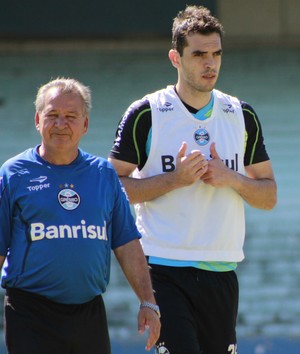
[168,49,181,68]
[83,116,89,134]
[35,112,40,131]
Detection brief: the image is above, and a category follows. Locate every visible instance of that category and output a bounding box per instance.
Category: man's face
[35,88,88,152]
[176,32,222,94]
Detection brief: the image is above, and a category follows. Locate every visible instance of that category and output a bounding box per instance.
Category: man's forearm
[119,174,180,204]
[0,255,5,271]
[113,239,156,303]
[231,173,277,210]
[111,144,208,204]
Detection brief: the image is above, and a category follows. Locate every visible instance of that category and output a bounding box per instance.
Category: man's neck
[174,84,212,110]
[38,145,78,165]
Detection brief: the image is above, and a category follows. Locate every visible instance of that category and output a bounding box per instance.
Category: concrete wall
[2,0,300,47]
[0,0,216,39]
[217,0,300,46]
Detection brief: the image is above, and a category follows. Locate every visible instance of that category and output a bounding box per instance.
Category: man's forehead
[186,32,222,49]
[43,91,83,112]
[44,89,79,104]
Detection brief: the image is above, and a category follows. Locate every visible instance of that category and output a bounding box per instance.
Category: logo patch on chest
[58,188,80,210]
[194,128,210,146]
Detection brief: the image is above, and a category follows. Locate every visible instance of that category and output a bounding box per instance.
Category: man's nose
[204,56,216,69]
[54,116,67,127]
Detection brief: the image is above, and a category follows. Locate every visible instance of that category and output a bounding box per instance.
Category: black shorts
[4,288,111,354]
[150,265,239,354]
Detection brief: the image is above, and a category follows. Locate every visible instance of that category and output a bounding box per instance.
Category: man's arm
[0,256,5,271]
[113,239,161,351]
[242,160,277,209]
[201,143,277,210]
[108,142,208,204]
[0,255,6,285]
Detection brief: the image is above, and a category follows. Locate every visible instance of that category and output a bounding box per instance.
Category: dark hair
[172,5,224,55]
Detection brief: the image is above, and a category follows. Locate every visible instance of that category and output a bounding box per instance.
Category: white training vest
[133,86,246,262]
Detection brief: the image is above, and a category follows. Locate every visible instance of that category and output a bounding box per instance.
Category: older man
[0,77,160,354]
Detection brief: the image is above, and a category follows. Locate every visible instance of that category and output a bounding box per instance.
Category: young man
[0,78,160,354]
[108,5,277,354]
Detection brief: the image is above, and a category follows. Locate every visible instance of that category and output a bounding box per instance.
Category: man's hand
[174,141,208,186]
[109,141,208,203]
[201,142,235,187]
[201,142,277,209]
[138,307,161,351]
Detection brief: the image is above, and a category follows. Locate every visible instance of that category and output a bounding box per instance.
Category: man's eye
[214,51,223,56]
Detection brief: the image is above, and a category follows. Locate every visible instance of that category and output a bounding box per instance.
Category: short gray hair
[34,77,92,114]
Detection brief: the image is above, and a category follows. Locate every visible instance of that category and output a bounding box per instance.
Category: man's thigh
[150,265,238,354]
[4,289,111,354]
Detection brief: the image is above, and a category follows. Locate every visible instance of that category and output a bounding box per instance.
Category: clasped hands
[175,141,234,188]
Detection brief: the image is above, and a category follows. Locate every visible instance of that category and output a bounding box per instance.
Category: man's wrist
[140,301,161,318]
